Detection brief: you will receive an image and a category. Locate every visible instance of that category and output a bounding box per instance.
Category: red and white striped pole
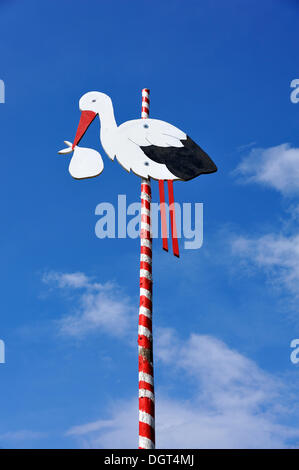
[138,88,155,449]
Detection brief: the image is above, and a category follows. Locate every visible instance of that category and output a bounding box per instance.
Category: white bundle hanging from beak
[58,142,104,180]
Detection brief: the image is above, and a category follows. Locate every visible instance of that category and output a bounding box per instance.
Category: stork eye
[143,124,149,128]
[92,99,97,102]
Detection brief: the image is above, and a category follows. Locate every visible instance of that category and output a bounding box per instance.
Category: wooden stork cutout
[59,91,217,257]
[59,89,218,449]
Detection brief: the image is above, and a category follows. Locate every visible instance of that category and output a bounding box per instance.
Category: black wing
[140,136,217,181]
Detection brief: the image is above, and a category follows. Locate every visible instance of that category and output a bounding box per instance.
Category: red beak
[72,110,97,149]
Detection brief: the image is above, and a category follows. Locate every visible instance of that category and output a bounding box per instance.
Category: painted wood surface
[59,142,103,179]
[59,91,217,181]
[138,89,155,450]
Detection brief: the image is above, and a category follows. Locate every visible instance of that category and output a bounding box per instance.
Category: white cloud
[232,233,299,296]
[234,143,299,195]
[66,331,299,449]
[232,142,299,298]
[43,271,135,338]
[43,271,91,289]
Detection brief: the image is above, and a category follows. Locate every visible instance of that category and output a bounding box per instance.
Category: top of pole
[141,89,150,119]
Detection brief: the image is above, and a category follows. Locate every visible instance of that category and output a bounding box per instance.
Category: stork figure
[59,91,217,256]
[58,89,218,450]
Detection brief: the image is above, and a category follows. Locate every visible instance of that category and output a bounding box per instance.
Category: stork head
[72,91,112,149]
[79,91,111,113]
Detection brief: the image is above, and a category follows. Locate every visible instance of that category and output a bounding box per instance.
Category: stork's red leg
[158,180,168,252]
[167,180,180,258]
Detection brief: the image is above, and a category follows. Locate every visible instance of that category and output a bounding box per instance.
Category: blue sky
[1,0,299,448]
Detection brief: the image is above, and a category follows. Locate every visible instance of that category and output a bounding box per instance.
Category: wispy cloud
[234,143,299,195]
[66,331,299,449]
[232,233,299,297]
[43,271,92,289]
[43,271,135,338]
[236,141,257,152]
[231,142,299,299]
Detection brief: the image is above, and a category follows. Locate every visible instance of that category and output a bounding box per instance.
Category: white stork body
[102,118,186,180]
[59,92,217,181]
